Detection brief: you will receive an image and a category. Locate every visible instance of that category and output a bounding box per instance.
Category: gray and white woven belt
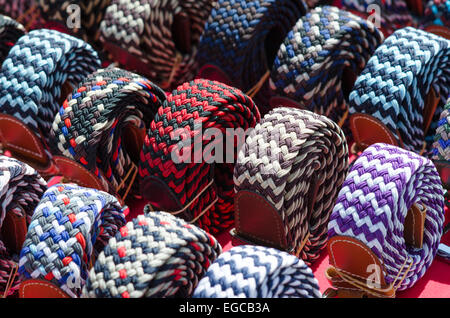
[232,107,348,265]
[0,155,47,296]
[0,14,25,64]
[100,0,214,89]
[193,245,322,298]
[82,211,222,298]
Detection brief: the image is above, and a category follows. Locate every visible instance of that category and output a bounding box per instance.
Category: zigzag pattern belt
[0,14,25,63]
[193,245,321,298]
[349,27,450,154]
[37,0,112,49]
[196,0,308,93]
[139,79,261,234]
[341,0,413,36]
[18,183,127,298]
[327,143,445,296]
[0,155,47,296]
[50,67,166,199]
[269,6,384,125]
[232,107,348,264]
[0,29,101,145]
[82,211,221,298]
[100,0,213,89]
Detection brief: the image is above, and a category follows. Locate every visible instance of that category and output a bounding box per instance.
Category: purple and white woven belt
[233,107,348,265]
[328,143,445,291]
[193,245,322,298]
[82,211,222,298]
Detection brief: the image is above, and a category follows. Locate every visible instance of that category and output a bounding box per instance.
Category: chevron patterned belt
[326,143,445,297]
[0,29,101,176]
[18,183,127,298]
[139,79,261,234]
[37,0,112,50]
[269,6,384,126]
[349,27,450,158]
[0,155,47,296]
[82,211,221,298]
[196,0,307,112]
[100,0,213,89]
[0,14,25,64]
[49,67,166,200]
[341,0,414,36]
[193,245,322,298]
[232,107,348,265]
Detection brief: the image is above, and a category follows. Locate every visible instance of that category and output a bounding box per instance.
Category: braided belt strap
[82,211,221,298]
[0,14,25,64]
[328,143,445,291]
[0,29,101,144]
[270,6,384,124]
[50,67,166,198]
[423,0,450,28]
[197,0,308,92]
[193,245,322,298]
[0,155,47,295]
[349,27,450,153]
[18,183,127,298]
[432,96,450,160]
[38,0,112,48]
[234,108,348,264]
[139,79,261,234]
[100,0,213,88]
[341,0,413,35]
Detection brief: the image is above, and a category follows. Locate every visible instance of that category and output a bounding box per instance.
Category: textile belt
[192,245,322,298]
[0,14,25,64]
[326,143,445,297]
[0,155,47,296]
[82,211,222,298]
[0,0,42,30]
[50,67,167,200]
[100,0,213,89]
[0,29,101,176]
[139,79,261,234]
[340,0,414,36]
[349,27,450,155]
[37,0,112,50]
[18,183,127,298]
[196,0,308,112]
[232,107,349,265]
[269,6,384,126]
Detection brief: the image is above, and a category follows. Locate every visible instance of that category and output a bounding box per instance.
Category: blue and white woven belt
[192,245,322,298]
[0,14,25,64]
[349,27,450,153]
[18,183,127,298]
[0,155,47,295]
[196,0,308,93]
[270,6,384,125]
[0,29,101,145]
[82,211,222,298]
[432,96,450,160]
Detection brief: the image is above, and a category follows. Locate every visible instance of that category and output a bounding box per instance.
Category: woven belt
[269,6,384,126]
[37,0,112,49]
[0,155,47,296]
[100,0,213,89]
[341,0,414,36]
[0,0,42,30]
[82,211,221,298]
[232,107,348,264]
[432,96,450,161]
[192,245,322,298]
[349,27,450,154]
[50,67,166,200]
[0,14,25,64]
[139,79,261,234]
[18,183,127,298]
[327,143,445,297]
[196,0,308,95]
